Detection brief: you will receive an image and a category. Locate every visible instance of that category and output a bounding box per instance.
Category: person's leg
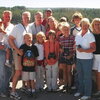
[82,59,93,96]
[11,51,22,92]
[63,64,67,86]
[66,65,72,87]
[40,66,45,89]
[11,70,21,92]
[10,51,21,100]
[30,72,36,92]
[5,48,10,64]
[52,62,59,90]
[36,65,41,90]
[0,51,6,94]
[5,66,12,91]
[76,59,84,95]
[58,63,64,85]
[46,64,52,91]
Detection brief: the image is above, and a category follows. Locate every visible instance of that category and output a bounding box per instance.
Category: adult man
[29,11,45,42]
[0,10,14,97]
[42,8,53,27]
[9,11,31,100]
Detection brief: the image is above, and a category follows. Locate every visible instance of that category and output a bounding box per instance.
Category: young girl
[44,30,59,91]
[59,22,75,93]
[35,31,46,91]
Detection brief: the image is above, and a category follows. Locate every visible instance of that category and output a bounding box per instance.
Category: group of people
[0,9,100,100]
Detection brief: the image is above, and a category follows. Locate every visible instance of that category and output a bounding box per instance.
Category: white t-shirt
[29,22,46,35]
[73,27,81,36]
[34,43,44,60]
[0,32,6,44]
[4,23,14,47]
[10,23,31,48]
[5,23,14,35]
[75,31,95,59]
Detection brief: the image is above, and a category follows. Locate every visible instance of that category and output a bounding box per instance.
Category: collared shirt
[75,31,95,59]
[59,34,75,56]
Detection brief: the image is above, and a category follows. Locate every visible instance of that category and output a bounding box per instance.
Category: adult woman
[74,18,96,100]
[46,16,58,39]
[91,18,100,97]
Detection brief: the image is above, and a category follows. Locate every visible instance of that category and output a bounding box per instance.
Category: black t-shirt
[20,44,39,72]
[93,34,100,54]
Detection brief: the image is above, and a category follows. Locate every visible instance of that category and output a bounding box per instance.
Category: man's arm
[8,35,23,56]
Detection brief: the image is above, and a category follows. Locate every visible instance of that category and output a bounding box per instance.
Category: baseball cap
[45,8,52,12]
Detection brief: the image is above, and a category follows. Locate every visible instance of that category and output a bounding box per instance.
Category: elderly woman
[91,18,100,97]
[74,18,96,100]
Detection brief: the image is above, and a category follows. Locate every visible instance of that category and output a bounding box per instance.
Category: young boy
[18,33,39,95]
[71,12,83,36]
[70,12,83,90]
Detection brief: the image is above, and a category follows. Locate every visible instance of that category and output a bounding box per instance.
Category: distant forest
[0,6,100,25]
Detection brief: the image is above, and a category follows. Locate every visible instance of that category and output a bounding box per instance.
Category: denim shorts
[59,53,75,65]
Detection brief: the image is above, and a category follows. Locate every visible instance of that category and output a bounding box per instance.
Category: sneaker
[5,62,11,67]
[10,92,21,100]
[79,96,90,100]
[74,92,81,97]
[0,93,6,97]
[20,87,27,92]
[71,86,76,90]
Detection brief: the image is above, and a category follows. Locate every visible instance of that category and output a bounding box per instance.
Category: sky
[0,0,100,8]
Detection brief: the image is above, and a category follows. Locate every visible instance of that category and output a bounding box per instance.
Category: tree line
[0,6,100,24]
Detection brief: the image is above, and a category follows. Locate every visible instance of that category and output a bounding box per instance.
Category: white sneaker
[5,62,11,67]
[74,92,81,97]
[93,91,100,97]
[71,86,76,90]
[79,96,90,100]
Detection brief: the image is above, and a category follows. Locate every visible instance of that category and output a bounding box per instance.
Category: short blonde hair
[3,10,12,19]
[36,31,46,41]
[60,22,70,30]
[24,33,32,38]
[91,18,100,33]
[35,11,43,18]
[71,12,83,23]
[80,18,90,27]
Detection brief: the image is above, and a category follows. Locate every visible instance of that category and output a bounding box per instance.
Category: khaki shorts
[22,71,36,81]
[13,50,21,70]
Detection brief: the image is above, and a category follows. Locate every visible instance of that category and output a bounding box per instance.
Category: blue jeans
[5,49,13,92]
[0,50,6,93]
[5,66,12,91]
[76,59,93,96]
